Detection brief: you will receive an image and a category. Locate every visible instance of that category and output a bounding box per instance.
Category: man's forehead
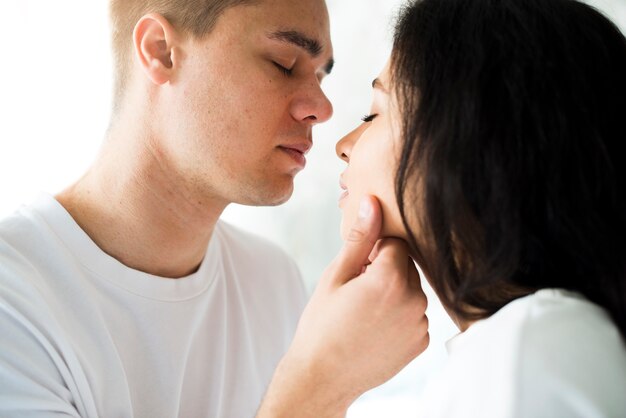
[224,0,333,70]
[244,0,331,40]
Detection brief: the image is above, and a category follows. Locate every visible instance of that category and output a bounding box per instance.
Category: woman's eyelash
[361,114,378,122]
[273,62,293,76]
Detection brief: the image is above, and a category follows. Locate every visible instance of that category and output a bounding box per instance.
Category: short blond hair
[109,0,253,112]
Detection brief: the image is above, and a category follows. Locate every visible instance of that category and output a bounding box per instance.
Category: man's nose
[291,82,334,125]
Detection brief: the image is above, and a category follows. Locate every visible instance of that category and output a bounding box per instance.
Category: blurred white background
[1,1,625,417]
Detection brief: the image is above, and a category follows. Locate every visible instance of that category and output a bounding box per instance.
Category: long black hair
[392,0,626,339]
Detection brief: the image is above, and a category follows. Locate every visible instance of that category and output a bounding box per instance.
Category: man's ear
[133,13,179,85]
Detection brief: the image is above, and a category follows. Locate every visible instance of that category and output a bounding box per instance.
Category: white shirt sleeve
[0,300,81,417]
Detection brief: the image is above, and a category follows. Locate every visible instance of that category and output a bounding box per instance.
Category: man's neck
[56,120,227,279]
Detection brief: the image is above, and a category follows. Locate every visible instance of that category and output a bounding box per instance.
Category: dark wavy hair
[392,0,626,338]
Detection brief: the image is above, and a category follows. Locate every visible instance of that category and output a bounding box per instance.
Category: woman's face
[336,61,407,240]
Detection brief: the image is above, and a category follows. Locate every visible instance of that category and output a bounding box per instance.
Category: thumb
[331,195,382,284]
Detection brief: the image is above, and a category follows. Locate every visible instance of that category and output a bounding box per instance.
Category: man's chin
[236,183,294,207]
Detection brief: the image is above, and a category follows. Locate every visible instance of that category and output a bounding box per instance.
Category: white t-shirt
[417,289,626,418]
[0,194,307,418]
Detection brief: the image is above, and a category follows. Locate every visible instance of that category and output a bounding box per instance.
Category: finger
[331,195,382,284]
[368,238,409,288]
[407,257,424,292]
[407,259,429,317]
[367,238,410,275]
[367,240,384,264]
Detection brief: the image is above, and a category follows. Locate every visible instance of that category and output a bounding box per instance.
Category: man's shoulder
[0,209,62,337]
[0,194,66,252]
[0,207,47,275]
[0,201,73,300]
[0,204,41,243]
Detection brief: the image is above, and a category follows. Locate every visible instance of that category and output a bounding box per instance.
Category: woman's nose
[336,123,368,163]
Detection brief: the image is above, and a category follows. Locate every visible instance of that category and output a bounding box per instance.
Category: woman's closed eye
[361,114,378,123]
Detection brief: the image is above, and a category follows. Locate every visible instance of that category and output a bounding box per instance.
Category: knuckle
[421,332,431,351]
[409,332,430,358]
[346,227,367,243]
[415,293,428,312]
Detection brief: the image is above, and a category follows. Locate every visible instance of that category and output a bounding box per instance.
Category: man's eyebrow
[269,30,322,56]
[267,30,335,75]
[372,78,388,92]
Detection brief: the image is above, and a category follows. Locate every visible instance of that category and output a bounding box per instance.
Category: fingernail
[358,198,372,220]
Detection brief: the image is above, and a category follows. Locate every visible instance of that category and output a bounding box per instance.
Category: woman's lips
[339,177,349,203]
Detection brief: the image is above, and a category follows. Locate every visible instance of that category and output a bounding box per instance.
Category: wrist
[257,353,355,418]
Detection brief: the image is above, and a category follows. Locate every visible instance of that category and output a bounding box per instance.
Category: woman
[258,0,626,416]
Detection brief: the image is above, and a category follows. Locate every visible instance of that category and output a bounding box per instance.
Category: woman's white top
[417,289,626,418]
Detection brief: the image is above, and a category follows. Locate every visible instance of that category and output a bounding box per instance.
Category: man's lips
[278,141,312,155]
[278,142,311,168]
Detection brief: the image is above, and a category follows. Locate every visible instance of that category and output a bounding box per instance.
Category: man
[0,0,427,416]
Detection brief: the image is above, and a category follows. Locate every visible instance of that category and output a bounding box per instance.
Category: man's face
[157,0,334,207]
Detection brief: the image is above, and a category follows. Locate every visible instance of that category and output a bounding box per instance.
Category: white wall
[1,1,624,417]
